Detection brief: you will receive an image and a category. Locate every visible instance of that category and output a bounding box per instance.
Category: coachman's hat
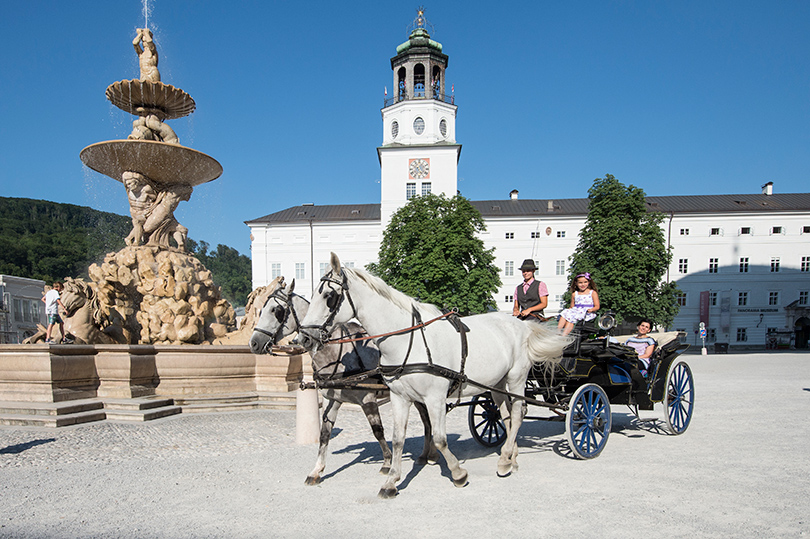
[519,259,538,272]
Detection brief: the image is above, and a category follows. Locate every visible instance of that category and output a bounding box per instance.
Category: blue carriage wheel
[664,360,694,435]
[565,383,611,459]
[468,393,506,447]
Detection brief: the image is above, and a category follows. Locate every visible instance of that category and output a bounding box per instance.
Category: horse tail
[525,323,572,371]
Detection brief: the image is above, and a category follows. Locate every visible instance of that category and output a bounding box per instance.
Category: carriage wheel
[664,361,694,435]
[468,393,506,447]
[565,383,611,459]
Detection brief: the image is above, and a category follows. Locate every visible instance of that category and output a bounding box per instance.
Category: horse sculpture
[249,278,437,485]
[297,253,571,498]
[60,279,127,344]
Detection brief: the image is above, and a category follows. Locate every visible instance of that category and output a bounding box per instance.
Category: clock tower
[378,9,461,227]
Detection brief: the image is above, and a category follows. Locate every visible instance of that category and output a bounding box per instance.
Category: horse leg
[358,392,393,475]
[413,401,439,465]
[424,395,468,488]
[378,393,410,499]
[496,375,529,477]
[305,397,341,485]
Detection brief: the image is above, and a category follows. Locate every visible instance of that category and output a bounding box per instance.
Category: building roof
[246,193,810,225]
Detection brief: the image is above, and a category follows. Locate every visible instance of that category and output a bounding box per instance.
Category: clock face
[408,158,430,179]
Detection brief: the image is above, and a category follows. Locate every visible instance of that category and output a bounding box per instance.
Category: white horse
[249,279,437,485]
[297,253,571,498]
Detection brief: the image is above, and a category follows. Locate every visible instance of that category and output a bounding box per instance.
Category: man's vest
[516,280,545,314]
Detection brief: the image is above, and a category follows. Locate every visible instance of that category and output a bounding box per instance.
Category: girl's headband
[576,273,591,280]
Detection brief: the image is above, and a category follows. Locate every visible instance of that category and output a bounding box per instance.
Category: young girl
[557,273,600,335]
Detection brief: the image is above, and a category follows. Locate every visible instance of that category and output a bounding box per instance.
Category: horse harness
[301,269,476,401]
[252,286,303,355]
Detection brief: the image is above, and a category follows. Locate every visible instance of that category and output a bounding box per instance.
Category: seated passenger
[624,318,656,375]
[557,273,600,335]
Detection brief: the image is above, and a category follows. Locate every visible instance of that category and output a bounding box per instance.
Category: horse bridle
[252,287,304,353]
[299,268,357,346]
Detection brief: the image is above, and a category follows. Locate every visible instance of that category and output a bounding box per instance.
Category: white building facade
[247,19,810,351]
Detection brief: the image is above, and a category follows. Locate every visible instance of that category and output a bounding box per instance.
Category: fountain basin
[106,79,196,119]
[80,140,222,186]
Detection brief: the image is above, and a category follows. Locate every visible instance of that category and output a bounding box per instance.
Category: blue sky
[2,1,809,256]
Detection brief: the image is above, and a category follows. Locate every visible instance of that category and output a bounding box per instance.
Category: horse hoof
[304,476,321,486]
[378,488,398,499]
[416,454,439,466]
[379,466,391,475]
[496,465,512,478]
[453,472,469,488]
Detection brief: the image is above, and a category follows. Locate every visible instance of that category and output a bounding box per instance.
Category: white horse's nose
[249,334,267,354]
[298,330,318,352]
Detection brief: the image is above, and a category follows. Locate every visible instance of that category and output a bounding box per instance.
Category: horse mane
[63,279,107,328]
[343,267,442,318]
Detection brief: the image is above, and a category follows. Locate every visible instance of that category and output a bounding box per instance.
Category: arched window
[397,67,407,101]
[414,64,425,98]
[432,66,442,99]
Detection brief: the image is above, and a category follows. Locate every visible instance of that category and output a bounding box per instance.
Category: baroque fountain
[0,26,302,426]
[79,27,235,345]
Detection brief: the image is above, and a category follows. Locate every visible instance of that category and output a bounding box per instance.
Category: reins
[324,310,457,345]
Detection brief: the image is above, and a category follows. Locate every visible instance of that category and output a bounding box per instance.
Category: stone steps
[103,397,182,422]
[177,392,296,414]
[0,399,107,427]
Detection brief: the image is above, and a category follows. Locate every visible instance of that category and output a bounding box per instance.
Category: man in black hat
[513,259,549,322]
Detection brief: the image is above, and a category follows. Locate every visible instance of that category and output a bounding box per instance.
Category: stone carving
[129,114,179,144]
[85,246,236,344]
[122,172,190,251]
[133,28,160,83]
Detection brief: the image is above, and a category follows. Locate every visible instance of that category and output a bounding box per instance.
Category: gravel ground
[1,353,808,538]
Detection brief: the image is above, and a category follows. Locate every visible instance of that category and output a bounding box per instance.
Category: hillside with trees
[0,197,252,306]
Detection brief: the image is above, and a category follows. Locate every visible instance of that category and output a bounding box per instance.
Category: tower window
[431,65,442,98]
[439,118,447,138]
[406,183,416,200]
[391,121,399,139]
[413,117,425,135]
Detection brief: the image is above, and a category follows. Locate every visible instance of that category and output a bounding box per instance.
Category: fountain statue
[72,28,238,345]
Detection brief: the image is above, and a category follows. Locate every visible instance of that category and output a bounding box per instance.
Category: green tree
[187,240,252,307]
[568,175,680,327]
[367,193,501,315]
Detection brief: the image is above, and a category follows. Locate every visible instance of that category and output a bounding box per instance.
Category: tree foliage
[0,197,252,307]
[186,239,253,307]
[367,193,501,316]
[568,175,680,327]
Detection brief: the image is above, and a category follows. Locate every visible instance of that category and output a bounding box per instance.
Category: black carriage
[466,313,694,459]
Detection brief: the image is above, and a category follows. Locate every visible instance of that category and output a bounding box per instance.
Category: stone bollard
[296,383,320,444]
